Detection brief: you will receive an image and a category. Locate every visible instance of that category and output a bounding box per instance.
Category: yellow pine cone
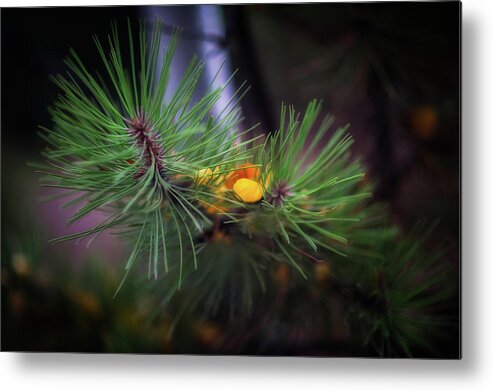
[195,162,269,212]
[195,167,220,185]
[233,178,263,203]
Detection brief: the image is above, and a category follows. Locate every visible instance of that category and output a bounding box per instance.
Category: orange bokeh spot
[223,163,261,189]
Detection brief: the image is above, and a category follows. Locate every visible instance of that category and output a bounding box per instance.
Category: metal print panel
[1,2,461,358]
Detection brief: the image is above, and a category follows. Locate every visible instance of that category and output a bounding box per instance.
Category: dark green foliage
[344,222,458,357]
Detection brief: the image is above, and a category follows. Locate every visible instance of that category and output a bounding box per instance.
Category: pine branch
[38,19,253,289]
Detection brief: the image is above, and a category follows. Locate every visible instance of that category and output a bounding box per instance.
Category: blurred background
[1,3,460,354]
